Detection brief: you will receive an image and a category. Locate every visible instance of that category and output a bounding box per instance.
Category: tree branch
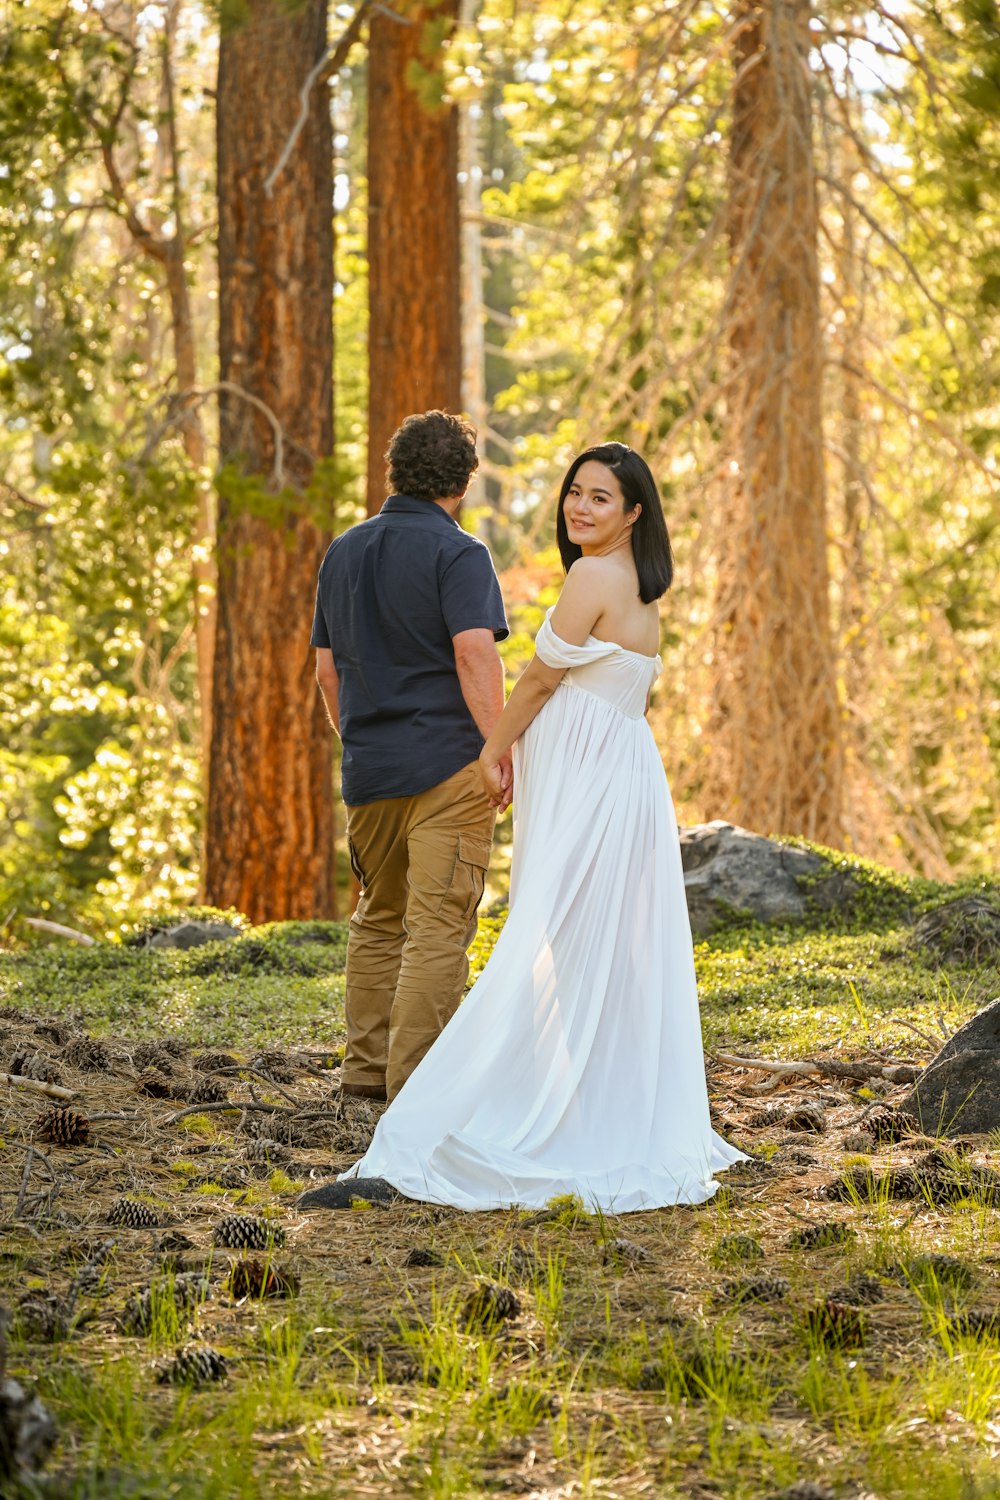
[264,0,374,199]
[0,479,49,514]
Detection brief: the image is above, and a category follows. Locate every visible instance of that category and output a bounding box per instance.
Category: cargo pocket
[347,836,366,888]
[347,836,367,923]
[455,833,492,925]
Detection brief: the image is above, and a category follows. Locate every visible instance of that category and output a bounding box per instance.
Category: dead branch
[164,1099,297,1126]
[22,917,96,946]
[15,1148,37,1219]
[0,1072,77,1101]
[264,0,374,198]
[886,1016,942,1050]
[711,1051,921,1094]
[0,478,49,514]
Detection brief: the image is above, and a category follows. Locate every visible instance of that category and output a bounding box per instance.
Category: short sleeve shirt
[311,494,509,805]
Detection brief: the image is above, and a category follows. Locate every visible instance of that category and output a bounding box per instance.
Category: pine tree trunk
[206,0,335,921]
[366,0,461,515]
[709,0,843,843]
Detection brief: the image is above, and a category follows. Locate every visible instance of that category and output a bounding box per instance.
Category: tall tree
[366,0,462,514]
[205,0,335,921]
[708,0,843,843]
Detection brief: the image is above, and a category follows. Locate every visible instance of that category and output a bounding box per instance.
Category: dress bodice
[533,610,661,720]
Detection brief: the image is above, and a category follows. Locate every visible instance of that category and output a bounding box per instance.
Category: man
[311,410,510,1107]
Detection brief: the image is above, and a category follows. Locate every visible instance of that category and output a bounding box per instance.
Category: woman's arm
[480,561,607,809]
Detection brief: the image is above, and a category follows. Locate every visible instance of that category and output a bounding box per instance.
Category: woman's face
[563,460,637,552]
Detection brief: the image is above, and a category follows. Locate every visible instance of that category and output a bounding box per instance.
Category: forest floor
[1,863,1000,1500]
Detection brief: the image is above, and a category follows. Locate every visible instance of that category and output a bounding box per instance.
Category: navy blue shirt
[311,495,509,805]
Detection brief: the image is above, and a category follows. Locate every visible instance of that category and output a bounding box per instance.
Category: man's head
[386,411,479,503]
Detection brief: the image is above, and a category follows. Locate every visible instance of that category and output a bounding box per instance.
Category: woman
[337,443,746,1211]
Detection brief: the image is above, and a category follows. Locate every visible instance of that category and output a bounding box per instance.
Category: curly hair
[385,411,479,502]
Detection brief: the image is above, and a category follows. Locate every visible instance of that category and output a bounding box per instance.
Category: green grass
[2,850,1000,1498]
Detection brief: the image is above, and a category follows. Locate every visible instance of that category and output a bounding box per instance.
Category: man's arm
[315,647,340,736]
[453,628,504,739]
[453,628,511,805]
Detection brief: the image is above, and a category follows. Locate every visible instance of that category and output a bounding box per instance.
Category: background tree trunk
[206,0,335,922]
[366,0,461,515]
[708,0,843,844]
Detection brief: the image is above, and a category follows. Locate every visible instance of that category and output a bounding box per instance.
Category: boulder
[679,821,852,936]
[148,921,241,951]
[901,996,1000,1136]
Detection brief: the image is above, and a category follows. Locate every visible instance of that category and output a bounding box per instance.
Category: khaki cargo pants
[343,761,495,1101]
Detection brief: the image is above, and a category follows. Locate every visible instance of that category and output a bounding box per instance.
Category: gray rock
[680,821,831,935]
[149,921,240,951]
[902,996,1000,1135]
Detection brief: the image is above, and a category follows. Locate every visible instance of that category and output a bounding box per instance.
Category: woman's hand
[480,749,514,813]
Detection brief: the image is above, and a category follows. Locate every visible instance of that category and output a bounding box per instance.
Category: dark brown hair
[556,442,673,603]
[385,411,479,502]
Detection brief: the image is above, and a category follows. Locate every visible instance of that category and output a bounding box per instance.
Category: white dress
[340,611,747,1212]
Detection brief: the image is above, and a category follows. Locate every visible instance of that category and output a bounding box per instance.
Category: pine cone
[948,1310,1000,1341]
[194,1051,239,1073]
[404,1246,445,1268]
[860,1105,918,1144]
[156,1230,194,1254]
[461,1282,520,1331]
[33,1107,91,1147]
[746,1102,788,1130]
[833,1273,886,1306]
[15,1294,69,1343]
[788,1221,856,1251]
[107,1196,161,1229]
[824,1165,927,1203]
[212,1214,285,1251]
[720,1275,790,1304]
[601,1236,650,1267]
[136,1067,174,1099]
[250,1049,296,1083]
[916,1142,974,1172]
[631,1359,668,1391]
[187,1076,230,1105]
[494,1245,540,1283]
[784,1102,827,1134]
[226,1257,299,1300]
[711,1233,764,1267]
[130,1041,175,1073]
[159,1037,190,1059]
[158,1345,228,1386]
[9,1051,61,1084]
[905,1253,973,1291]
[805,1298,865,1349]
[244,1137,291,1167]
[61,1035,111,1072]
[121,1273,209,1335]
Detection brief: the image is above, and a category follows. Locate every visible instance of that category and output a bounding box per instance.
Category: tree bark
[206,0,335,921]
[709,0,843,844]
[366,0,462,515]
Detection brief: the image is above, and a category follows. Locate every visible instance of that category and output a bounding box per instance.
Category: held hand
[480,750,512,811]
[496,751,514,815]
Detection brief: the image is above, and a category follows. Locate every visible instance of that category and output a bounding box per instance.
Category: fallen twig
[886,1017,941,1050]
[164,1099,295,1126]
[89,1111,140,1123]
[23,916,96,945]
[0,1070,77,1101]
[15,1147,39,1218]
[214,1066,303,1106]
[712,1051,920,1094]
